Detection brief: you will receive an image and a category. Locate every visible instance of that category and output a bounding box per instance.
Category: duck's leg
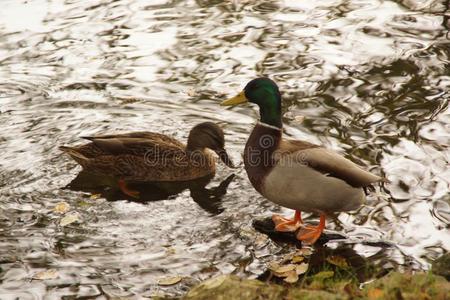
[118,179,140,198]
[272,210,303,232]
[296,214,326,245]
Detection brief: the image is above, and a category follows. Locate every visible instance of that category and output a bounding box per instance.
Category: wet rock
[432,252,450,280]
[252,217,346,245]
[184,275,284,300]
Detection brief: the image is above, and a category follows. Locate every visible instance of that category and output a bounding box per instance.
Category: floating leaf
[186,88,196,97]
[295,263,309,275]
[313,271,334,280]
[268,261,281,271]
[90,194,101,200]
[273,264,296,274]
[60,212,80,226]
[53,202,70,214]
[270,264,299,278]
[77,200,91,207]
[326,255,349,269]
[158,276,182,286]
[291,255,304,263]
[283,270,299,283]
[33,269,58,280]
[293,115,305,124]
[273,272,290,278]
[367,288,384,299]
[165,247,176,255]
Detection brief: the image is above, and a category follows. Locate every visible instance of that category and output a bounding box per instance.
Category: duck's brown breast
[243,123,282,193]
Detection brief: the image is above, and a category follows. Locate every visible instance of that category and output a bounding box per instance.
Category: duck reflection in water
[65,171,235,215]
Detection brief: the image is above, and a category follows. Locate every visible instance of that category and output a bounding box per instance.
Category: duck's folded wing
[82,132,184,148]
[84,136,184,158]
[278,146,382,188]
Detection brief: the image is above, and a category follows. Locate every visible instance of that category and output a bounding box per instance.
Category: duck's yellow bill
[220,91,248,106]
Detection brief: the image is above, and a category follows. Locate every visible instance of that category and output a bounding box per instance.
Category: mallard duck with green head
[60,122,233,198]
[221,78,382,245]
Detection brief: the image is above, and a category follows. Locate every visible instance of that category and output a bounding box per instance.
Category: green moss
[183,272,450,300]
[286,289,346,300]
[362,272,450,300]
[432,252,450,280]
[184,275,285,300]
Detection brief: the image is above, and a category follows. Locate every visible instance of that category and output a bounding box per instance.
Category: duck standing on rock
[60,122,234,198]
[221,78,382,245]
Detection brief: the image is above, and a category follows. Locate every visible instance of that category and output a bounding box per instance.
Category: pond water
[0,0,449,298]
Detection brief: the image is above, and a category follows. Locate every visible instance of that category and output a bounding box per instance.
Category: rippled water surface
[0,0,449,298]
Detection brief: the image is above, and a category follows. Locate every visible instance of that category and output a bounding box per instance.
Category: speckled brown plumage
[60,122,233,182]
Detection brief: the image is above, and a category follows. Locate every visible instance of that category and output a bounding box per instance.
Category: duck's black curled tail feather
[59,146,90,168]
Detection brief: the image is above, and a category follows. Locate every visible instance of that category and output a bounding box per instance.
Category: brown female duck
[221,78,382,245]
[60,122,233,197]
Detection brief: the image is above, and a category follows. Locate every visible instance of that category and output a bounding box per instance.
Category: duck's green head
[221,77,282,128]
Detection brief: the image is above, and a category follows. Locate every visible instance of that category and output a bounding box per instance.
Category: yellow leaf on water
[60,212,80,226]
[271,264,298,278]
[90,194,101,200]
[33,269,58,280]
[326,255,349,269]
[292,255,304,263]
[268,261,281,271]
[293,115,305,124]
[273,264,296,274]
[273,271,290,278]
[281,252,295,261]
[53,202,70,214]
[158,276,182,286]
[283,270,299,283]
[295,263,309,275]
[77,200,91,207]
[165,247,176,255]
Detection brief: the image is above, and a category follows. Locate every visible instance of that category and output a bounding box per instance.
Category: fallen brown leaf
[60,212,80,226]
[158,276,182,286]
[295,263,309,275]
[291,255,304,263]
[284,270,299,283]
[33,269,58,280]
[54,202,70,214]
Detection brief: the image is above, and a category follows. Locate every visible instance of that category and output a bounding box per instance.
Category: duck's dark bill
[215,148,234,168]
[220,91,248,106]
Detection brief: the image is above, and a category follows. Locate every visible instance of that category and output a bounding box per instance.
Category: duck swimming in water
[60,122,233,198]
[221,78,382,244]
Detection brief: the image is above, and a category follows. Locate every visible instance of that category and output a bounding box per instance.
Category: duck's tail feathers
[59,146,90,167]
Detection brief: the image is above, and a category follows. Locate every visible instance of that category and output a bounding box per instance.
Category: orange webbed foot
[296,214,326,245]
[118,179,140,198]
[272,211,303,232]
